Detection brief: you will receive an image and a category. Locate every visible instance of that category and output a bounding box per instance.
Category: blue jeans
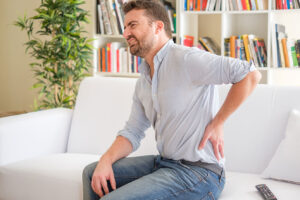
[82,155,225,200]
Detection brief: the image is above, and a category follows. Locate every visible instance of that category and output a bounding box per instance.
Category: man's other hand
[91,157,116,197]
[198,121,224,161]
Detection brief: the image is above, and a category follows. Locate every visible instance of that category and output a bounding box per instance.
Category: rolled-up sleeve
[117,82,151,152]
[185,48,256,86]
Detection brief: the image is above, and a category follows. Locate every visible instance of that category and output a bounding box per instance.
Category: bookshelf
[93,0,300,85]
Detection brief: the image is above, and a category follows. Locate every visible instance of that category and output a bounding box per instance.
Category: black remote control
[255,184,277,200]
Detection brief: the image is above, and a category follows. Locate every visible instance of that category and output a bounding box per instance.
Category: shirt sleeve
[117,81,151,152]
[185,47,256,86]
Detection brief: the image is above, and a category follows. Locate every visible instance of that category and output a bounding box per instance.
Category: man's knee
[82,161,98,182]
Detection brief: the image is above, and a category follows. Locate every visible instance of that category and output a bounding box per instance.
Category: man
[83,0,261,199]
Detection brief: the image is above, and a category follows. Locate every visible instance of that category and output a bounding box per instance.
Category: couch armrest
[0,108,73,166]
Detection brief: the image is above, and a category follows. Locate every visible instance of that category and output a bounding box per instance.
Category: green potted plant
[15,0,93,109]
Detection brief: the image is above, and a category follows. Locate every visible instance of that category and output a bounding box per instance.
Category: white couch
[0,76,300,200]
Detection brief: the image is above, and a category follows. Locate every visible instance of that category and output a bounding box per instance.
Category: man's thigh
[112,155,157,188]
[101,162,224,200]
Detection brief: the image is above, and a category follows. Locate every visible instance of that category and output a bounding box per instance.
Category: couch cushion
[67,77,158,156]
[1,153,299,200]
[0,153,99,200]
[220,172,300,200]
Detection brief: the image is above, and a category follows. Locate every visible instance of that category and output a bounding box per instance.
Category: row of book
[96,0,176,35]
[273,24,300,68]
[225,0,268,11]
[224,35,268,67]
[184,0,268,11]
[96,0,124,35]
[97,42,143,73]
[274,0,300,9]
[184,0,222,11]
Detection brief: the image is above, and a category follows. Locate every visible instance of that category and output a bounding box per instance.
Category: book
[242,34,250,62]
[183,35,194,47]
[97,3,105,34]
[281,36,289,67]
[295,40,300,66]
[224,38,231,57]
[290,40,298,67]
[230,36,237,58]
[273,24,286,67]
[201,37,221,55]
[106,0,120,35]
[286,39,294,68]
[100,0,112,35]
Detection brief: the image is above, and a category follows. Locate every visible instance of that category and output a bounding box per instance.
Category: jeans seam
[114,176,140,179]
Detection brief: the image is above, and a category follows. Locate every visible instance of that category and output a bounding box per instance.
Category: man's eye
[131,24,136,28]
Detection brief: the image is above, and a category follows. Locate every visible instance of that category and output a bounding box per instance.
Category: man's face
[123,9,155,57]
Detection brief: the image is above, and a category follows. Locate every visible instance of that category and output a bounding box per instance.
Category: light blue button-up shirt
[118,40,256,167]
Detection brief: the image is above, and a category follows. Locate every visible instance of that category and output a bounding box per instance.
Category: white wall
[0,0,93,113]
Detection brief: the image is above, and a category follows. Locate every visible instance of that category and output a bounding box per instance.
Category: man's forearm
[100,136,133,164]
[213,70,262,125]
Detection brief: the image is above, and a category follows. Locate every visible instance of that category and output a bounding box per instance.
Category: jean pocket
[206,171,225,191]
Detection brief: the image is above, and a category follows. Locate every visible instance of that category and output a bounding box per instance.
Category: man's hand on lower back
[198,121,225,161]
[91,156,116,197]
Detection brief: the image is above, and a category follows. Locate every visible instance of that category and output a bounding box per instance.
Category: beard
[127,35,152,57]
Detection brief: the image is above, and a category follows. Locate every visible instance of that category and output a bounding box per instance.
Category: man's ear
[155,20,164,34]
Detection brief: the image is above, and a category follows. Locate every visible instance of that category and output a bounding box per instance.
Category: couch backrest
[219,84,300,173]
[68,77,300,174]
[67,77,157,157]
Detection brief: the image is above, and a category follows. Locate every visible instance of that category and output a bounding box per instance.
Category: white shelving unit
[93,0,300,85]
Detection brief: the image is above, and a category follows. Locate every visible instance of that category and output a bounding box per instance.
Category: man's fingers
[213,142,220,161]
[92,177,104,197]
[100,177,109,195]
[219,142,224,158]
[110,172,117,190]
[198,134,209,150]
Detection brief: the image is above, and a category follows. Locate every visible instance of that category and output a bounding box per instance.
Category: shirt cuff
[117,130,140,152]
[233,60,257,83]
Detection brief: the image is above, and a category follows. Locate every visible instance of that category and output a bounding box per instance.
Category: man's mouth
[127,37,137,45]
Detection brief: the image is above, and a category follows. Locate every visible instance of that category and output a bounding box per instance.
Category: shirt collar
[139,39,174,76]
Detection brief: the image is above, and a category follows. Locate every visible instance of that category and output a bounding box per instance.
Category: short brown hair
[123,0,172,39]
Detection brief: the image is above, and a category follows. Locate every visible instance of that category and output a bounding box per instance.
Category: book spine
[241,0,247,10]
[97,4,105,34]
[242,35,250,62]
[286,39,294,68]
[100,0,112,35]
[281,37,289,67]
[245,0,251,10]
[296,40,300,66]
[98,47,102,72]
[114,0,124,34]
[102,48,105,72]
[291,42,298,67]
[116,48,120,72]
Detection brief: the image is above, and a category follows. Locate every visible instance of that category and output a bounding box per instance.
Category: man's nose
[123,28,130,40]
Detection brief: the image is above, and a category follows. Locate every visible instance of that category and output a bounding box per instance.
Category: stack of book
[98,42,143,73]
[272,23,300,68]
[224,35,267,67]
[184,0,222,11]
[96,0,176,35]
[225,0,268,11]
[274,0,300,9]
